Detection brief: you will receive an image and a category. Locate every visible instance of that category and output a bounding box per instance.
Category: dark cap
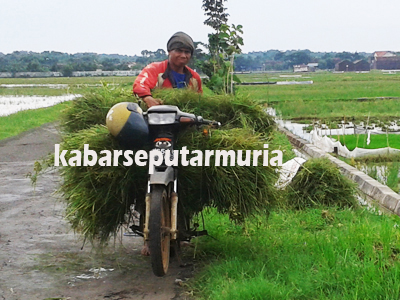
[167,32,194,55]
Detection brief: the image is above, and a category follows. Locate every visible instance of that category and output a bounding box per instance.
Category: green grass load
[55,86,279,243]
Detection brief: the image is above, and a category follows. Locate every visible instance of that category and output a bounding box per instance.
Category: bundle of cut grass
[58,125,147,243]
[61,86,275,136]
[54,86,280,243]
[287,157,358,209]
[176,127,279,221]
[153,89,274,134]
[61,84,136,133]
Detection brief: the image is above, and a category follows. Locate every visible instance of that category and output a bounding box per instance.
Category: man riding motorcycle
[133,31,203,108]
[132,31,203,255]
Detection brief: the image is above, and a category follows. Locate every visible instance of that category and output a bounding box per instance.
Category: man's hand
[143,96,163,108]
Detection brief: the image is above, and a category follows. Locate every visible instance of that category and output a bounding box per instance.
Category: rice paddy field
[2,70,400,123]
[236,71,400,123]
[2,70,400,118]
[236,71,400,102]
[2,72,400,299]
[0,76,134,96]
[336,133,400,151]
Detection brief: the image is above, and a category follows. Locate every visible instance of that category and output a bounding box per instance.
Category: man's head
[167,32,194,70]
[167,31,194,55]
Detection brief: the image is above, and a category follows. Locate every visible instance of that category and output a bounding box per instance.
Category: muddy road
[0,123,194,300]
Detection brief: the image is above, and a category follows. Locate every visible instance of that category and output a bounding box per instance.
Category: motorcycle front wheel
[149,185,171,276]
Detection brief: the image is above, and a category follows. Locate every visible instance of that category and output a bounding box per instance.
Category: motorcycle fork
[170,191,178,240]
[143,181,188,267]
[143,192,151,241]
[143,179,178,242]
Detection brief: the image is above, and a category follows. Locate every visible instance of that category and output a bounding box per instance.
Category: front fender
[149,166,175,186]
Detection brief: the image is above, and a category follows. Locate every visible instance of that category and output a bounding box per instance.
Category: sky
[1,0,400,56]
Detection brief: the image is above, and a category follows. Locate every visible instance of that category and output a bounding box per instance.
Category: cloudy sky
[1,0,399,56]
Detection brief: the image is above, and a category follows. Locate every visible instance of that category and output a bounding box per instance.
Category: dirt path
[0,123,193,300]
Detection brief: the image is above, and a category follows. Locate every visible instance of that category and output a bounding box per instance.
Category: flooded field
[0,84,69,89]
[0,94,81,117]
[358,162,400,193]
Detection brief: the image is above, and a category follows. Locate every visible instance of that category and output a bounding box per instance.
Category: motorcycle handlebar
[196,116,221,128]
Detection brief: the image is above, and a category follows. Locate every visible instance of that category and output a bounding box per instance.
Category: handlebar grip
[195,116,221,128]
[202,119,221,128]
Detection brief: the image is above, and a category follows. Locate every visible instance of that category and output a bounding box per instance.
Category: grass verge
[0,101,71,141]
[190,207,400,300]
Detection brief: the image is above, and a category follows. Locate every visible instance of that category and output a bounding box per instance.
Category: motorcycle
[131,104,221,276]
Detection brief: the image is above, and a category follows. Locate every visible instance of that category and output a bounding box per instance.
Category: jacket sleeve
[196,75,203,94]
[132,63,160,98]
[192,72,203,94]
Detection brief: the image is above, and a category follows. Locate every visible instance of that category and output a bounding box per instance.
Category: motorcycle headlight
[147,113,176,125]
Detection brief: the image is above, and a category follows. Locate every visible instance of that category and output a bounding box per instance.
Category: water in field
[357,162,400,194]
[0,94,81,116]
[0,84,68,89]
[277,119,361,142]
[267,107,400,144]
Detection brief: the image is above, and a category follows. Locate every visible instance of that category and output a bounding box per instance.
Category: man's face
[169,48,191,68]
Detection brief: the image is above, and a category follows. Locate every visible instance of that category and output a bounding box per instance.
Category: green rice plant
[386,162,400,193]
[0,87,71,96]
[366,165,379,181]
[286,157,358,209]
[336,133,400,150]
[356,153,400,164]
[273,99,400,122]
[351,161,399,193]
[268,130,296,162]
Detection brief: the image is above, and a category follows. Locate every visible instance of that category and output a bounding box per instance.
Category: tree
[202,0,229,31]
[61,65,73,77]
[337,51,354,61]
[27,60,42,72]
[202,0,229,74]
[285,51,311,65]
[219,24,244,93]
[234,55,254,71]
[274,51,285,61]
[201,0,243,94]
[141,50,150,57]
[189,42,208,71]
[154,49,167,60]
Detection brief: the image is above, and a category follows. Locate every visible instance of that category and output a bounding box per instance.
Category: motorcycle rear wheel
[149,185,171,277]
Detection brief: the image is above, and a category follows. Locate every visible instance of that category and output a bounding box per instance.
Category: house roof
[374,51,396,57]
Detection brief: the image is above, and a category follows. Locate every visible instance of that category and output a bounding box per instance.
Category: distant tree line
[0,49,372,76]
[233,50,372,71]
[0,51,140,76]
